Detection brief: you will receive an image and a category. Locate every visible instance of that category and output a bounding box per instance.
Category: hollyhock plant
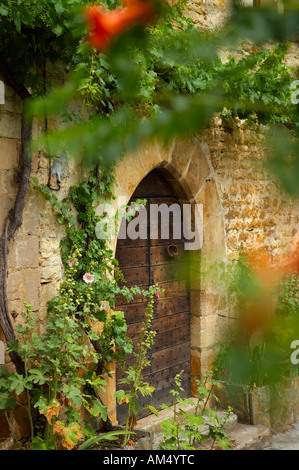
[84,0,156,51]
[68,257,78,267]
[83,272,95,283]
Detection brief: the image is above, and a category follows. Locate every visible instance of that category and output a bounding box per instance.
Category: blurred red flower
[238,242,299,338]
[84,0,156,51]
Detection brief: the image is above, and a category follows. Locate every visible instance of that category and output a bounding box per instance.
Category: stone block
[215,378,299,432]
[191,290,221,318]
[0,195,13,233]
[40,280,58,308]
[0,412,11,439]
[39,238,61,261]
[269,381,296,431]
[0,169,17,195]
[201,215,226,262]
[40,263,62,284]
[200,260,221,293]
[111,184,130,226]
[191,376,200,395]
[114,151,146,198]
[214,382,251,424]
[99,369,117,424]
[190,348,201,377]
[184,142,211,199]
[0,111,22,139]
[0,138,19,169]
[138,140,162,174]
[7,270,23,300]
[23,269,40,311]
[2,96,22,114]
[197,178,222,224]
[192,314,218,350]
[188,250,201,290]
[189,290,201,317]
[217,313,231,342]
[157,139,175,164]
[12,406,31,440]
[169,139,197,179]
[249,386,271,428]
[14,236,39,270]
[21,188,40,235]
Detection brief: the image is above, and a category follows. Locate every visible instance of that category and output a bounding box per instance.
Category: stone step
[131,398,243,450]
[227,423,271,450]
[133,420,271,451]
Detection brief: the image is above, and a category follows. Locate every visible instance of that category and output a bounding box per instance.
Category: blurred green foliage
[1,1,297,194]
[213,248,299,388]
[277,270,299,316]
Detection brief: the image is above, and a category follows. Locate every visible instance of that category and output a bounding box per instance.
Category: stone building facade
[0,0,298,437]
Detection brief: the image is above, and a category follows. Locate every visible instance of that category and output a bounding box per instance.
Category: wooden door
[115,169,191,424]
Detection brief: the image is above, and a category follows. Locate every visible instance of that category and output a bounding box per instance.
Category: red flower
[84,0,156,51]
[238,241,299,338]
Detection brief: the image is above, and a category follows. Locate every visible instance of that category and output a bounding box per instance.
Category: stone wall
[201,117,299,259]
[215,377,299,432]
[0,0,298,439]
[0,79,298,432]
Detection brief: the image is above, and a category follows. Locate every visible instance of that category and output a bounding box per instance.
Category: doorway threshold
[129,397,239,450]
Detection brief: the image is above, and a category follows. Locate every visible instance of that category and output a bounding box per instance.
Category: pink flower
[83,273,94,284]
[156,290,160,298]
[68,257,79,268]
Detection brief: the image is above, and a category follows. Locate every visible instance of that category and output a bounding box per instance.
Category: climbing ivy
[0,163,158,449]
[32,165,139,372]
[0,0,91,93]
[24,1,299,194]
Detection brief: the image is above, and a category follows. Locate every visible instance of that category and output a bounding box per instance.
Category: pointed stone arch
[105,136,228,423]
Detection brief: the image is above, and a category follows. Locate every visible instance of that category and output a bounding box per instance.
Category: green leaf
[78,430,131,450]
[145,404,159,417]
[7,374,29,395]
[86,400,107,421]
[160,418,175,437]
[0,394,16,410]
[0,5,8,15]
[34,396,52,417]
[54,1,65,14]
[30,437,55,450]
[184,413,204,428]
[28,368,48,385]
[114,389,128,404]
[216,438,232,450]
[13,12,21,33]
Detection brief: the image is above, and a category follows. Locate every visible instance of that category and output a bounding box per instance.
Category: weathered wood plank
[152,342,191,373]
[117,295,189,323]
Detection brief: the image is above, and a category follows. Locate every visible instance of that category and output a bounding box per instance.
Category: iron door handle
[167,243,178,257]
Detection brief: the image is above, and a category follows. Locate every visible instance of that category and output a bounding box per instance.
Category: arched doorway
[115,169,191,424]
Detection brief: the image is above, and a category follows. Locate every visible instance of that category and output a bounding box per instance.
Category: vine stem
[24,350,34,441]
[0,55,32,376]
[122,289,157,447]
[4,410,23,450]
